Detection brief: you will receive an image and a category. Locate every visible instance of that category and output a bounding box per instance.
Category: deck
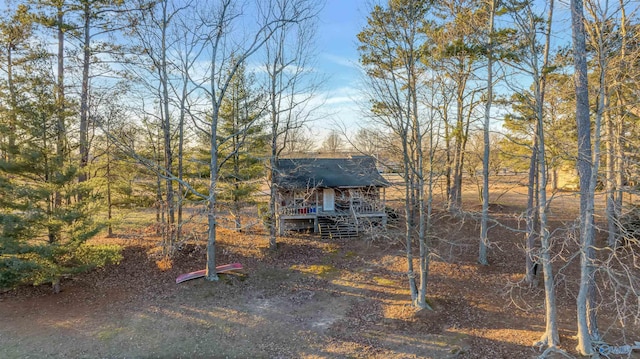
[276,202,387,237]
[278,202,385,219]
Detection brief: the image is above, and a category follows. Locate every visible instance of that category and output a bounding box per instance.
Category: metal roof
[273,156,389,189]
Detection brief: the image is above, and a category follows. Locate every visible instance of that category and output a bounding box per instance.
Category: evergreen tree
[0,5,118,292]
[217,59,266,231]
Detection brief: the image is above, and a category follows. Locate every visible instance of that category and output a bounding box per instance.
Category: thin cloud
[322,53,359,69]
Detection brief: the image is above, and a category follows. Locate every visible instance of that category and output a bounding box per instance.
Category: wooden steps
[317,215,358,239]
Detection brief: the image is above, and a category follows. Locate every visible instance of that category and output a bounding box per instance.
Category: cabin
[273,156,389,238]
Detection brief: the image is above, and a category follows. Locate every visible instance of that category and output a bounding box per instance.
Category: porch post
[314,190,319,232]
[382,187,388,227]
[383,187,386,209]
[349,189,353,212]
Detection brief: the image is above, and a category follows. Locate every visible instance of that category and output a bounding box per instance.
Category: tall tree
[72,0,126,192]
[31,0,73,220]
[533,1,559,347]
[218,58,266,231]
[0,26,111,291]
[479,0,497,266]
[571,0,599,353]
[426,0,486,212]
[503,0,560,348]
[358,0,433,309]
[186,0,316,279]
[264,0,321,250]
[125,0,191,255]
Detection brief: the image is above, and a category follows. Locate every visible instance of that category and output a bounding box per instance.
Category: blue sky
[312,0,369,138]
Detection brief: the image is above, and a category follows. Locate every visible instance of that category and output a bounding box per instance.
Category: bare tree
[184,0,316,279]
[351,127,386,158]
[581,0,640,353]
[503,0,560,349]
[264,0,321,250]
[358,0,433,310]
[571,0,599,353]
[319,130,344,153]
[281,126,316,154]
[479,0,497,266]
[534,0,560,349]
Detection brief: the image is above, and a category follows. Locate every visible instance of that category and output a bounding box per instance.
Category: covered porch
[276,187,387,236]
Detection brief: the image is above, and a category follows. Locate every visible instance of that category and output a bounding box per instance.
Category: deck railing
[280,205,320,216]
[279,201,384,216]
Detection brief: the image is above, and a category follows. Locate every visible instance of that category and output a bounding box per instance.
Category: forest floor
[1,177,640,358]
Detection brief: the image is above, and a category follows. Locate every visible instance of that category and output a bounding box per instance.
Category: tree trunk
[269,155,278,249]
[177,75,186,245]
[268,68,279,249]
[607,0,628,248]
[479,0,496,267]
[444,115,452,206]
[206,101,220,282]
[410,37,430,309]
[537,104,559,348]
[536,0,559,345]
[525,134,538,284]
[160,2,175,255]
[6,33,16,161]
[54,7,65,213]
[78,2,90,189]
[605,109,617,247]
[106,119,113,237]
[403,147,418,302]
[571,0,597,353]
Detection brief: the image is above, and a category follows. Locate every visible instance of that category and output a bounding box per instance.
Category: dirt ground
[1,179,639,359]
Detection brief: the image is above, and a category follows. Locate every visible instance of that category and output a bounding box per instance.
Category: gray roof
[274,156,389,189]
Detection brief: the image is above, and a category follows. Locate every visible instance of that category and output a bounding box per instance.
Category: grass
[96,326,125,341]
[374,276,396,286]
[290,264,339,279]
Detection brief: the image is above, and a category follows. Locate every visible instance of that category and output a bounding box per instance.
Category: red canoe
[176,263,243,283]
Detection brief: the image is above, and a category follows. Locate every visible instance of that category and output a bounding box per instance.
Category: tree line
[355,0,640,356]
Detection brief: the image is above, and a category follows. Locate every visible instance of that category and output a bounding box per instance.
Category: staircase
[317,215,358,239]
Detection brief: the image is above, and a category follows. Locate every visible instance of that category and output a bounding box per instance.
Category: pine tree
[0,5,118,292]
[217,59,266,231]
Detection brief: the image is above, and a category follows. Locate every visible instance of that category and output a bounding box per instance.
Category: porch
[276,188,387,237]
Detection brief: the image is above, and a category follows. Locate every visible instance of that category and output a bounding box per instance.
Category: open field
[1,178,639,359]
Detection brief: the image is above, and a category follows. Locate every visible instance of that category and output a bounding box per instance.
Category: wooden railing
[350,200,386,213]
[280,205,319,216]
[279,201,384,216]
